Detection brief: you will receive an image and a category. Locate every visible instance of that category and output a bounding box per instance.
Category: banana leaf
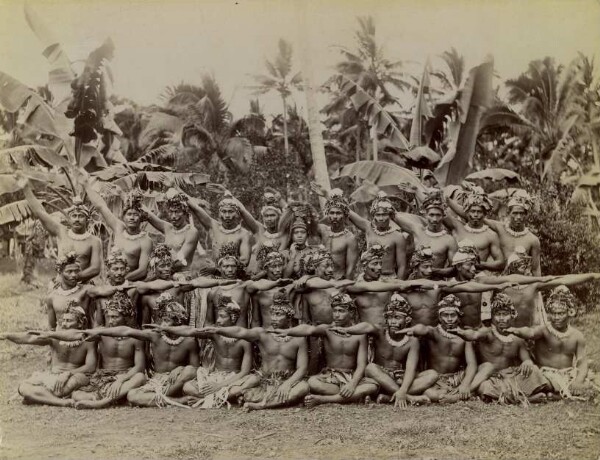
[0,200,32,225]
[465,168,521,183]
[409,61,433,147]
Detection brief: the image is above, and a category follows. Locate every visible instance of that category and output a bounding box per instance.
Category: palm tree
[431,47,465,94]
[250,39,302,160]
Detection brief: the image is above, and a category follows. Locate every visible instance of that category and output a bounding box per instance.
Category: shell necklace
[219,223,242,235]
[492,326,514,343]
[161,333,185,346]
[221,336,238,344]
[425,228,447,237]
[122,230,147,241]
[436,324,459,340]
[504,223,529,238]
[385,330,409,347]
[330,328,351,337]
[465,224,489,234]
[67,230,91,241]
[171,223,191,235]
[546,323,573,340]
[55,284,81,297]
[372,224,394,236]
[269,332,291,343]
[59,340,83,348]
[329,228,349,238]
[263,230,281,240]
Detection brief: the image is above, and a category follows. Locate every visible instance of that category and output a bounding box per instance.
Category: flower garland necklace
[171,223,191,235]
[268,331,291,342]
[59,339,83,348]
[492,325,514,343]
[436,324,459,340]
[385,330,409,347]
[371,224,394,236]
[220,336,238,344]
[329,228,349,238]
[67,229,91,241]
[330,328,351,337]
[504,223,530,238]
[122,230,147,241]
[263,229,280,239]
[546,323,573,340]
[219,223,242,235]
[465,224,489,234]
[425,227,447,238]
[55,284,81,297]
[161,333,185,346]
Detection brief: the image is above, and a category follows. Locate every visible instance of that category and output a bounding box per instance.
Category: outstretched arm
[505,325,545,340]
[391,211,423,236]
[186,277,239,290]
[85,326,156,342]
[443,281,513,294]
[0,332,51,346]
[207,326,262,342]
[20,180,63,236]
[399,324,432,337]
[186,197,215,230]
[82,179,121,232]
[451,327,490,342]
[347,209,370,232]
[277,323,330,337]
[246,278,293,294]
[535,273,600,291]
[141,206,169,234]
[330,322,378,335]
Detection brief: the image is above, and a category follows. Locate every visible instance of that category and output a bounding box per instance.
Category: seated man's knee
[181,366,197,380]
[131,373,147,387]
[126,389,144,405]
[307,376,320,390]
[18,382,33,398]
[182,381,197,396]
[421,369,439,382]
[364,363,378,378]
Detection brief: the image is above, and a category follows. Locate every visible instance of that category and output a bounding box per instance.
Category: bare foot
[243,402,264,412]
[364,395,372,405]
[546,392,561,401]
[174,395,199,406]
[376,394,391,404]
[60,398,75,408]
[75,399,107,410]
[236,395,245,406]
[304,394,326,409]
[528,393,547,404]
[407,394,431,405]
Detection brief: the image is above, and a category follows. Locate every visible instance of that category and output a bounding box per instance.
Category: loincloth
[173,271,208,328]
[479,366,547,406]
[78,369,125,400]
[242,370,297,404]
[23,370,88,395]
[371,363,404,383]
[431,370,465,392]
[313,368,377,388]
[540,366,600,399]
[137,366,185,407]
[189,368,252,409]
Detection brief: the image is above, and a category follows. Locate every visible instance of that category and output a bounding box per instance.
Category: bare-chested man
[143,190,200,271]
[150,296,253,408]
[206,290,310,411]
[401,294,478,403]
[331,294,438,408]
[186,191,252,267]
[278,292,378,407]
[449,191,541,276]
[312,184,405,279]
[19,174,102,283]
[42,292,147,408]
[451,294,547,405]
[82,175,153,281]
[401,245,512,328]
[392,190,457,277]
[85,295,199,407]
[507,286,600,399]
[444,191,504,272]
[2,302,96,407]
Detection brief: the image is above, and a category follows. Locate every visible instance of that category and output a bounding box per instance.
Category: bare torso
[209,283,251,327]
[319,225,357,279]
[148,334,197,373]
[413,232,456,269]
[372,331,415,370]
[97,336,141,372]
[257,331,304,373]
[323,330,363,370]
[504,285,538,327]
[113,231,153,273]
[303,287,337,325]
[365,229,406,277]
[355,291,394,329]
[476,332,523,371]
[533,327,583,369]
[426,327,468,373]
[49,339,93,373]
[211,335,248,373]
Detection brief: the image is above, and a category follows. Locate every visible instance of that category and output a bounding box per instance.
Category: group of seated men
[3,171,600,410]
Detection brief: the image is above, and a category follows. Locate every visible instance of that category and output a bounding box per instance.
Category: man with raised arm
[185,190,252,268]
[42,292,147,409]
[84,294,199,407]
[81,173,153,280]
[206,290,310,411]
[331,294,438,408]
[451,294,547,405]
[312,184,406,279]
[150,296,253,408]
[278,292,378,408]
[506,286,600,400]
[391,190,457,277]
[1,302,97,407]
[401,245,513,328]
[401,295,478,404]
[443,190,504,272]
[448,190,541,276]
[18,174,102,283]
[142,190,200,272]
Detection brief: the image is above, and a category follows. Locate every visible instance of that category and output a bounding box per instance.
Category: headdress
[409,245,434,272]
[154,292,189,326]
[421,189,446,214]
[122,190,146,218]
[384,293,411,319]
[279,202,318,239]
[260,191,282,217]
[300,246,332,275]
[66,196,92,219]
[257,247,285,270]
[507,190,532,211]
[271,288,295,318]
[164,190,188,212]
[545,285,576,314]
[56,251,80,273]
[149,244,173,271]
[503,246,532,275]
[324,189,349,217]
[62,300,87,329]
[102,291,135,319]
[360,244,387,267]
[216,294,242,322]
[491,293,517,318]
[218,192,240,214]
[106,247,129,269]
[217,242,241,267]
[451,239,480,266]
[437,294,463,316]
[291,217,308,232]
[463,191,492,213]
[330,292,356,312]
[370,191,395,216]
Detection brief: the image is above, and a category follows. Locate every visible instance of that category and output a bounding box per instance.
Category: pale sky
[0,0,599,118]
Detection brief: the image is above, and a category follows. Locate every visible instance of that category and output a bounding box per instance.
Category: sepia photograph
[0,0,599,458]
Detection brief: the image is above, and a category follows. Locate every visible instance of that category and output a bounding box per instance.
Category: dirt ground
[0,268,599,460]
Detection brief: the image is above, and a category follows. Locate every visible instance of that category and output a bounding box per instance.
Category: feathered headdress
[384,293,411,318]
[106,247,129,269]
[122,190,146,218]
[503,246,532,275]
[56,251,80,273]
[257,247,285,270]
[491,293,517,318]
[62,300,88,329]
[421,189,446,214]
[216,294,242,322]
[103,291,135,319]
[271,288,295,318]
[217,242,241,267]
[463,191,492,213]
[279,202,319,239]
[66,196,92,219]
[324,189,349,217]
[437,294,463,316]
[507,189,533,211]
[149,244,173,271]
[370,191,395,216]
[360,244,387,267]
[164,190,188,212]
[218,192,240,214]
[452,239,480,266]
[154,292,188,326]
[546,285,577,315]
[300,246,332,275]
[409,245,434,271]
[261,191,282,217]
